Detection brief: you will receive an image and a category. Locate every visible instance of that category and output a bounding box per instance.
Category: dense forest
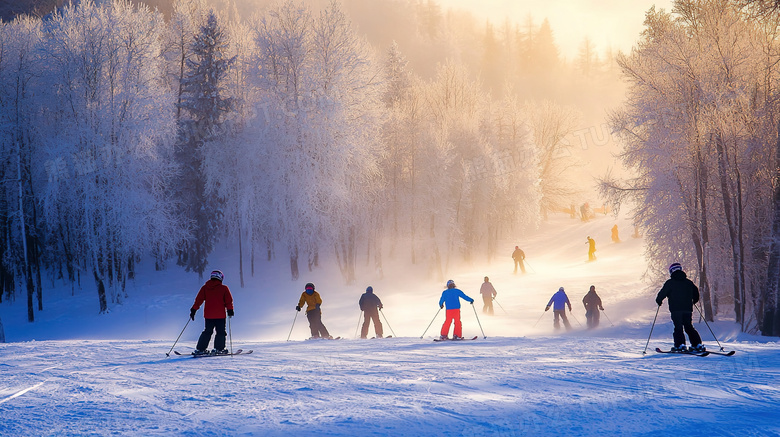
[4,0,779,337]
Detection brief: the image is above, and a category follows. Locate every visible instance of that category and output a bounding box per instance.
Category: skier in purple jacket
[545,287,572,331]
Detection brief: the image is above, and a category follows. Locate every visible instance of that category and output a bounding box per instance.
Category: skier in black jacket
[656,263,704,352]
[359,286,383,339]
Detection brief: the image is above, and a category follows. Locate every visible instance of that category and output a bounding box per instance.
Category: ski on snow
[655,347,709,357]
[705,349,736,356]
[433,336,478,342]
[173,349,254,357]
[305,336,341,341]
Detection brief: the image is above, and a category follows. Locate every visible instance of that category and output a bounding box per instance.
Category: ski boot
[670,344,687,352]
[691,344,706,353]
[192,349,209,356]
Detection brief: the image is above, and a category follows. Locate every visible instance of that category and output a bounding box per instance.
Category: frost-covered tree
[524,101,581,220]
[41,0,184,313]
[250,0,381,283]
[163,0,208,121]
[0,16,44,321]
[604,0,777,331]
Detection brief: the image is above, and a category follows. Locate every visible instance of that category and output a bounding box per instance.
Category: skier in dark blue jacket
[439,280,474,340]
[656,263,704,352]
[359,286,383,339]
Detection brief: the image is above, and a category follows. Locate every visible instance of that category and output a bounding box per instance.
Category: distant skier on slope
[611,224,621,243]
[586,236,597,261]
[480,276,497,315]
[359,286,383,339]
[190,270,234,355]
[297,282,332,339]
[439,280,475,340]
[512,246,526,274]
[545,287,572,331]
[656,263,705,352]
[582,285,604,329]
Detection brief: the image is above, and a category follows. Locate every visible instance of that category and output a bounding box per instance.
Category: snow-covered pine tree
[176,9,235,279]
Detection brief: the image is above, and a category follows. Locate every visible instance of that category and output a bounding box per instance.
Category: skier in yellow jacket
[296,282,332,339]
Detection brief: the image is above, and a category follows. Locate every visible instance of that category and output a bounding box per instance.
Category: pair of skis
[433,336,478,342]
[173,349,254,358]
[655,347,735,357]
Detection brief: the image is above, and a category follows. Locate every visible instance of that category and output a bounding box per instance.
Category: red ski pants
[441,309,462,337]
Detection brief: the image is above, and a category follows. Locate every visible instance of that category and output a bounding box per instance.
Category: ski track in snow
[1,215,780,436]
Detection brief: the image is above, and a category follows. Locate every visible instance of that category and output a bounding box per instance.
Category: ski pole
[354,311,363,339]
[695,303,725,351]
[286,310,299,342]
[601,309,615,327]
[380,308,397,337]
[642,305,661,355]
[420,307,442,338]
[524,259,536,273]
[493,297,508,315]
[166,316,191,357]
[569,308,583,327]
[532,310,547,328]
[228,314,234,356]
[471,302,487,339]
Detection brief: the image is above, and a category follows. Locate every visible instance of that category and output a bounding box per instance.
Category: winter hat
[366,286,373,293]
[446,279,456,289]
[305,282,315,290]
[669,263,683,274]
[558,287,565,292]
[210,270,224,281]
[515,246,519,249]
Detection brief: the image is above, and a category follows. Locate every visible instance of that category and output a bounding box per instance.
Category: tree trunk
[0,314,5,342]
[761,121,780,336]
[715,134,744,325]
[695,148,714,321]
[93,269,108,314]
[290,246,299,281]
[238,225,244,288]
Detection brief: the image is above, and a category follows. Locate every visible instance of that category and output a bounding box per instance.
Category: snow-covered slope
[1,214,779,436]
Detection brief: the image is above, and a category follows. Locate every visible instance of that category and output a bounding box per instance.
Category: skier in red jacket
[190,270,234,355]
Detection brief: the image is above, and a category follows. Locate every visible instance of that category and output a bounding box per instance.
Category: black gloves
[227,309,234,317]
[190,308,197,321]
[470,300,474,305]
[440,304,444,309]
[296,305,301,312]
[545,306,550,312]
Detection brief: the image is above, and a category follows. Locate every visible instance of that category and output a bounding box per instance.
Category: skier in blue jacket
[545,287,572,331]
[439,280,475,340]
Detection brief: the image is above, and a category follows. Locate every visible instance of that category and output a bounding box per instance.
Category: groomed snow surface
[2,215,780,436]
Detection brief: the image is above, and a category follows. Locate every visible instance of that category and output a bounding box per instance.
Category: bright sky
[441,0,676,60]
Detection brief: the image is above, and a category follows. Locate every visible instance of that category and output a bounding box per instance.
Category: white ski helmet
[210,270,224,281]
